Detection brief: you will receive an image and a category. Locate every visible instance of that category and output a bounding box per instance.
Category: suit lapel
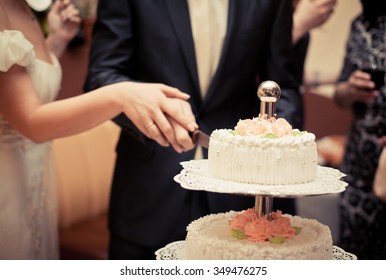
[163,0,199,93]
[163,0,255,108]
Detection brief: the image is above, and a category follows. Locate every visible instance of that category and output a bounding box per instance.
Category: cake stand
[164,81,355,259]
[174,159,348,217]
[175,160,347,197]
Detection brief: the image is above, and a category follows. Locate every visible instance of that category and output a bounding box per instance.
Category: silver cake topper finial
[257,80,281,118]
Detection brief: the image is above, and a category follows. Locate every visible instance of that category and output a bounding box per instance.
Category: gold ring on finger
[145,121,155,129]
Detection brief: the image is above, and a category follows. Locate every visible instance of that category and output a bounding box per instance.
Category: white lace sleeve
[0,30,35,72]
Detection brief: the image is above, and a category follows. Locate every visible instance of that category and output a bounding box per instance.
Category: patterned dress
[338,15,386,260]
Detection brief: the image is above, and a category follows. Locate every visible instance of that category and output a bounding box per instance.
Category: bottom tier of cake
[185,211,333,260]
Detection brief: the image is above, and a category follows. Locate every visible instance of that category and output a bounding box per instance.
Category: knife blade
[190,130,210,149]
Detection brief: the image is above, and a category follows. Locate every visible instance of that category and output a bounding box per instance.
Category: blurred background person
[333,0,386,259]
[292,0,337,85]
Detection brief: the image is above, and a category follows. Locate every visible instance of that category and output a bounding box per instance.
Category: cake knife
[190,130,210,149]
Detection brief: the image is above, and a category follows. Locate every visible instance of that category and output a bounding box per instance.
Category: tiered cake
[166,81,349,260]
[185,114,332,260]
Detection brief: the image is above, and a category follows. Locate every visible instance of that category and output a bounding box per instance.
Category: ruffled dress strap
[0,30,35,72]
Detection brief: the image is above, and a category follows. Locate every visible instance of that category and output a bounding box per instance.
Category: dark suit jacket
[85,0,302,253]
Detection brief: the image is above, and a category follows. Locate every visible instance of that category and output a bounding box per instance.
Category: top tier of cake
[208,115,317,185]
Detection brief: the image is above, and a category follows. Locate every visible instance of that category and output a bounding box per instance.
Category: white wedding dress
[0,30,62,259]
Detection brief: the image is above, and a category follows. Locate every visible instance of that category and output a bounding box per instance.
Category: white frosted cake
[185,209,333,260]
[208,115,317,185]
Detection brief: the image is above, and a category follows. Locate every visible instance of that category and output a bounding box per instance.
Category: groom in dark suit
[85,0,303,259]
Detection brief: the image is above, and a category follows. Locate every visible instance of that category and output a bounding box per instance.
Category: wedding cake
[170,81,347,260]
[208,115,317,185]
[185,209,334,260]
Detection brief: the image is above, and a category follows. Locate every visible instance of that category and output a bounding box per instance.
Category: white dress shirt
[187,0,229,159]
[188,0,229,97]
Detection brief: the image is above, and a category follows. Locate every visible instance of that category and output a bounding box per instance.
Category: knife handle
[189,130,199,144]
[189,129,210,148]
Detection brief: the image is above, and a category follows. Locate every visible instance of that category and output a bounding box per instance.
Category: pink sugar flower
[234,116,293,137]
[271,118,292,136]
[270,217,296,239]
[229,209,257,230]
[244,218,272,242]
[271,210,283,219]
[229,209,299,243]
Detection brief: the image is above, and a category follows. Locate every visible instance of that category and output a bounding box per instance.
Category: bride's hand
[119,82,198,151]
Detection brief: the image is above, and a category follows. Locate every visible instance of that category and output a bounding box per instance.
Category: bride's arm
[0,65,197,152]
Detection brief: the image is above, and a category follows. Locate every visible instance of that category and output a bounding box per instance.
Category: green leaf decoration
[291,129,306,136]
[294,226,302,235]
[231,229,246,240]
[263,133,279,139]
[230,130,245,136]
[268,236,286,244]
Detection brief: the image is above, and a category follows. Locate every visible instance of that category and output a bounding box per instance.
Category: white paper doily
[174,160,347,197]
[155,240,357,260]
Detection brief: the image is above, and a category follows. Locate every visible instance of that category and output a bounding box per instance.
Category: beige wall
[305,0,361,81]
[302,1,362,138]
